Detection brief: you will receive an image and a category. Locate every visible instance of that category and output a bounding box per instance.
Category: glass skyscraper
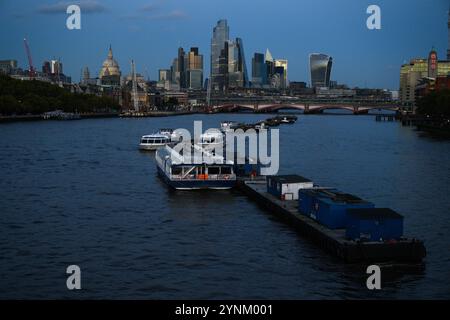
[187,47,203,89]
[227,38,248,88]
[252,53,266,87]
[309,53,333,88]
[211,19,229,91]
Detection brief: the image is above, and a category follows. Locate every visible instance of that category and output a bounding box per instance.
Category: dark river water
[1,113,449,299]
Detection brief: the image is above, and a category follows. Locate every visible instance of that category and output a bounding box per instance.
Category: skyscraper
[309,53,333,88]
[265,49,275,86]
[187,47,204,89]
[274,59,288,89]
[177,47,186,88]
[227,38,248,88]
[211,19,229,91]
[252,53,267,87]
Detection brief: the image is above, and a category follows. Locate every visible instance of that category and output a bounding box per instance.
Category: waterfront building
[251,53,267,87]
[399,49,450,108]
[428,48,438,79]
[309,53,333,88]
[211,19,230,91]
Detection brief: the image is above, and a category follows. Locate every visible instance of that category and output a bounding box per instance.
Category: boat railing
[170,174,236,181]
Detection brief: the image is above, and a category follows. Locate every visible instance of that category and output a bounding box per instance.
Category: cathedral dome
[100,45,121,78]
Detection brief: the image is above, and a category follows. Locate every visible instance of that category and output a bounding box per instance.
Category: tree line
[0,75,120,115]
[416,89,450,117]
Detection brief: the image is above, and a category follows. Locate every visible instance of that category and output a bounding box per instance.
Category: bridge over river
[206,97,399,114]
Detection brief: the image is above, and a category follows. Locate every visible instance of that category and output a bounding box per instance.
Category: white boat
[220,121,239,132]
[139,134,172,151]
[155,144,236,190]
[197,131,223,149]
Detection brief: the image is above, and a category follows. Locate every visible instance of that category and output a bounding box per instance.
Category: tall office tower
[159,69,171,82]
[211,19,230,91]
[227,38,248,88]
[50,60,63,75]
[82,66,90,84]
[274,59,288,88]
[187,47,203,89]
[265,49,275,85]
[252,53,267,87]
[428,48,438,79]
[177,47,186,88]
[171,58,179,84]
[447,8,450,60]
[309,53,333,88]
[42,61,51,74]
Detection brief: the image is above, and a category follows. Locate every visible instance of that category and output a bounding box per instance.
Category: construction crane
[23,38,35,79]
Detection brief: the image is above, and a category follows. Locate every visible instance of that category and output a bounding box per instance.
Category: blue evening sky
[0,0,448,89]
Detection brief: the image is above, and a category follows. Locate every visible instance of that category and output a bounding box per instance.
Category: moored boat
[155,144,236,190]
[139,133,172,151]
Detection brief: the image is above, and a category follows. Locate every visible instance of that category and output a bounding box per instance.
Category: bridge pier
[353,107,369,115]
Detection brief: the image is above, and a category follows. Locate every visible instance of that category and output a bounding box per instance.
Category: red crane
[23,38,36,79]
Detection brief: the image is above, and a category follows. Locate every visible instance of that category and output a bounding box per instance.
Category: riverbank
[0,111,203,123]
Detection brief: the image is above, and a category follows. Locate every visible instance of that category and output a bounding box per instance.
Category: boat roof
[157,144,233,165]
[142,134,170,139]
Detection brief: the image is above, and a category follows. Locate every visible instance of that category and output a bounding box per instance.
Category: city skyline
[0,0,449,89]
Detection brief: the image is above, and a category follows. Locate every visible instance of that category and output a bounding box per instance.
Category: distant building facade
[0,60,18,75]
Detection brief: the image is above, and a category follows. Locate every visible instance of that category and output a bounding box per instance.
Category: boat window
[172,167,182,175]
[155,139,161,144]
[221,167,232,174]
[208,167,220,175]
[141,139,148,144]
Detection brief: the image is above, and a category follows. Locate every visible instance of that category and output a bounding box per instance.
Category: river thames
[0,113,449,299]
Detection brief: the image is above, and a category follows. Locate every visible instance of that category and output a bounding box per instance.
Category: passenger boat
[220,121,239,132]
[139,128,181,151]
[197,131,224,149]
[155,144,236,190]
[139,133,173,151]
[275,115,297,124]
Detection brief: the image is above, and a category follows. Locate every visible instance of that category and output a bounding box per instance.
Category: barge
[238,179,426,263]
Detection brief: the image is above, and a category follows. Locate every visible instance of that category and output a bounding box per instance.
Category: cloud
[37,0,107,14]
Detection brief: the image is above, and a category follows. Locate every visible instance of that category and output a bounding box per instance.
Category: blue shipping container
[346,208,404,242]
[298,189,374,229]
